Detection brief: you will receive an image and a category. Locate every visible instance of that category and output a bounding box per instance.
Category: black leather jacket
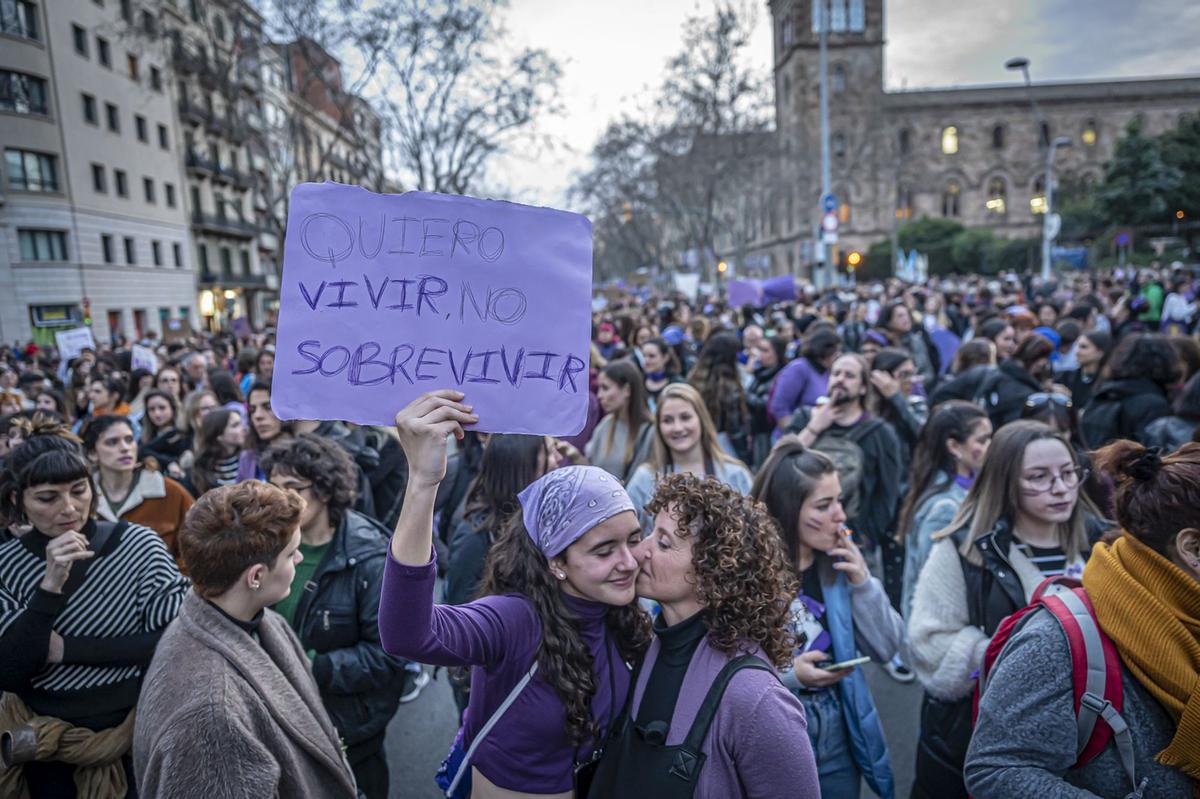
[290,510,406,748]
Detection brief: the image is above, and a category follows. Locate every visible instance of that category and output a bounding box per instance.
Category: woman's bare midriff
[470,766,573,799]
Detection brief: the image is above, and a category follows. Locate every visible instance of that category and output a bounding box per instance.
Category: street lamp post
[817,0,831,290]
[1006,57,1069,282]
[1042,136,1072,281]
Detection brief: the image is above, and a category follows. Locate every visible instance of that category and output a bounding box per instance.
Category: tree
[1160,111,1200,221]
[1098,119,1182,226]
[360,0,561,194]
[572,2,773,279]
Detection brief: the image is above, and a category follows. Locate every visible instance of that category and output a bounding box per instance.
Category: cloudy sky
[486,0,1200,208]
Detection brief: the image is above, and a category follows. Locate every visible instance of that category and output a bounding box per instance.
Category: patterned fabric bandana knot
[518,465,635,558]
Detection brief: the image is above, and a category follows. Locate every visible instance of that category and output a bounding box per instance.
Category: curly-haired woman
[751,441,905,799]
[380,390,650,798]
[0,418,188,798]
[586,472,820,797]
[133,481,357,798]
[261,433,405,799]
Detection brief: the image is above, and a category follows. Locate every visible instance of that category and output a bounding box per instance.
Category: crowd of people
[0,263,1198,798]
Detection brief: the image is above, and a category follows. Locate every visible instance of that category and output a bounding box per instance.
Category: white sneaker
[884,660,916,683]
[400,669,431,703]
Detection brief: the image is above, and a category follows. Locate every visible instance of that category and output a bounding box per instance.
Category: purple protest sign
[727,279,764,308]
[231,317,253,339]
[273,183,593,435]
[763,275,797,303]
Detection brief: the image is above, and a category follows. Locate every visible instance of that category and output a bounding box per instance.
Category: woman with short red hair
[133,481,357,798]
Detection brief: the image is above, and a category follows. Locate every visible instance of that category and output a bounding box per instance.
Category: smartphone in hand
[816,655,871,672]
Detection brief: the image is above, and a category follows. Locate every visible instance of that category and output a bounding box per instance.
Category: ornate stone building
[744,0,1200,277]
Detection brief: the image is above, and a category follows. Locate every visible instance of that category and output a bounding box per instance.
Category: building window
[220,246,233,276]
[0,70,48,115]
[114,169,127,197]
[213,13,226,41]
[240,250,251,275]
[124,236,136,264]
[72,23,88,55]
[105,102,119,132]
[152,240,162,266]
[120,0,132,23]
[992,124,1005,150]
[173,242,182,267]
[157,123,169,149]
[1040,121,1051,147]
[82,92,97,124]
[1031,175,1047,214]
[101,234,114,263]
[2,1,38,40]
[97,36,111,68]
[165,182,176,207]
[898,128,911,156]
[1082,119,1098,147]
[986,177,1007,216]
[150,66,162,91]
[141,10,156,36]
[197,243,209,272]
[190,185,201,214]
[832,132,847,160]
[848,0,866,31]
[831,64,846,93]
[18,229,67,261]
[942,181,961,217]
[941,126,959,155]
[781,14,794,46]
[896,184,913,221]
[91,163,106,192]
[143,176,155,203]
[135,114,147,142]
[127,53,139,82]
[5,148,58,192]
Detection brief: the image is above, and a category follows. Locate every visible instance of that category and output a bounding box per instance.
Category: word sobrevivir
[292,341,586,392]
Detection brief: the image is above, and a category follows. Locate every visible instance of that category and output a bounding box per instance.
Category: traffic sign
[821,193,837,213]
[822,211,839,233]
[1045,213,1061,241]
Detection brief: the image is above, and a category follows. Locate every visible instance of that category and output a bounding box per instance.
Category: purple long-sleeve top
[629,636,821,798]
[767,357,829,426]
[379,550,629,793]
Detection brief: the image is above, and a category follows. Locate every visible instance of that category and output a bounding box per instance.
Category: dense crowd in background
[1,263,1198,798]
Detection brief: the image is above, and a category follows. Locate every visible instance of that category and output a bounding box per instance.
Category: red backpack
[974,576,1146,798]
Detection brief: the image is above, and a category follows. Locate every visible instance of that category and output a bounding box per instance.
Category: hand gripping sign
[273,183,593,436]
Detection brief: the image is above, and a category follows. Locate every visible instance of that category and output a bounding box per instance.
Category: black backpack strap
[679,655,776,756]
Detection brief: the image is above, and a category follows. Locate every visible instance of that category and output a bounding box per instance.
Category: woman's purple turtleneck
[379,549,628,794]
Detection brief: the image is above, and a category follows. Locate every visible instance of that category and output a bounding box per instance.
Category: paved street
[385,661,923,799]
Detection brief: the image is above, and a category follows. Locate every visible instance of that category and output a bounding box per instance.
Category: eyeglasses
[1025,392,1073,410]
[1021,466,1088,494]
[271,481,312,494]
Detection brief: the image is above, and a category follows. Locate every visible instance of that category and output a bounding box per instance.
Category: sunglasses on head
[1025,392,1072,409]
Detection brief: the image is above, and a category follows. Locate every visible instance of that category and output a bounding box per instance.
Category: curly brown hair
[260,433,358,528]
[479,519,651,746]
[645,472,797,667]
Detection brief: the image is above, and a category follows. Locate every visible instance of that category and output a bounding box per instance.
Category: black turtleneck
[635,610,708,729]
[206,599,265,637]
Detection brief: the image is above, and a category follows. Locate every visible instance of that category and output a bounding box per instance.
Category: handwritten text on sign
[273,184,593,435]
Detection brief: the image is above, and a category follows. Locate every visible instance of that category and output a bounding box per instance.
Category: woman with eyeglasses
[1020,390,1114,515]
[906,421,1104,799]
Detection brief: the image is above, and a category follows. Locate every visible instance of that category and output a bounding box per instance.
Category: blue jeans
[797,688,862,799]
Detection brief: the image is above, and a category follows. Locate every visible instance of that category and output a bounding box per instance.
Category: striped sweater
[0,520,189,729]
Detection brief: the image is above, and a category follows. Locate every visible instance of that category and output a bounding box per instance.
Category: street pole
[1042,136,1070,282]
[818,0,831,290]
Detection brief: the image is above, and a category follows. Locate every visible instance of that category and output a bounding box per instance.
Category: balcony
[185,150,219,178]
[171,44,209,76]
[198,270,268,288]
[222,166,255,190]
[192,211,258,239]
[177,99,211,128]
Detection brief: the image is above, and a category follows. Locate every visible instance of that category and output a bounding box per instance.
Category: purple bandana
[518,465,635,558]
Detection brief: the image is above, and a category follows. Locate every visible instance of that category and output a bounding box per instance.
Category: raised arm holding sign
[273,183,593,436]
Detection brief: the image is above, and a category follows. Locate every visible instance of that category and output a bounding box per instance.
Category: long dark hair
[896,401,988,541]
[688,331,747,434]
[868,347,913,422]
[750,439,839,571]
[463,434,546,536]
[600,359,651,465]
[140,389,179,442]
[192,408,237,495]
[479,521,650,746]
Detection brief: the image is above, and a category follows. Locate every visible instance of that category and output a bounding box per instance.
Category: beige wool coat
[132,592,357,799]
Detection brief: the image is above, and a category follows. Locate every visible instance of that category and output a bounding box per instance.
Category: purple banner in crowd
[273,183,593,435]
[727,279,764,308]
[763,275,797,303]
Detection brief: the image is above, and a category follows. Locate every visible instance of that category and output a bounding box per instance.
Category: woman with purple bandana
[379,390,650,798]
